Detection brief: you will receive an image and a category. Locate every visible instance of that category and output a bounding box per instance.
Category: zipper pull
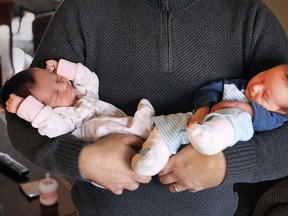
[162,0,169,11]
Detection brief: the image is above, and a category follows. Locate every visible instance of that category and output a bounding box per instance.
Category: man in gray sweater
[5,0,288,215]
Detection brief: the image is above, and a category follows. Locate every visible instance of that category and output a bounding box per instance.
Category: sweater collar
[143,0,199,11]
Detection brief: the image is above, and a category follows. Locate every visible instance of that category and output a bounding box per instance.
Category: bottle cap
[38,173,58,193]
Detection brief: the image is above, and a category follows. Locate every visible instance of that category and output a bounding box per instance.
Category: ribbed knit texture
[6,0,288,215]
[253,178,288,216]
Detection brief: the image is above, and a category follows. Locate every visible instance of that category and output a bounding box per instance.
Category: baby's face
[245,65,288,114]
[31,69,77,108]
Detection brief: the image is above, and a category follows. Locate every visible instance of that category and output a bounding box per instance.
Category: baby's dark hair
[0,68,37,110]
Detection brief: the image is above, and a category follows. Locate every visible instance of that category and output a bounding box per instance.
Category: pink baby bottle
[38,173,59,206]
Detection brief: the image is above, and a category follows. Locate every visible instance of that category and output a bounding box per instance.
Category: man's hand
[5,94,24,113]
[212,101,254,117]
[158,145,226,193]
[79,134,152,195]
[46,60,59,73]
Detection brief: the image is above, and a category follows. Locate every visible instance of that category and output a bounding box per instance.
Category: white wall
[265,0,288,34]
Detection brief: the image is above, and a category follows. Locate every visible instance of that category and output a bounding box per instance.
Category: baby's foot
[132,99,155,139]
[132,148,164,176]
[136,99,155,117]
[131,127,170,176]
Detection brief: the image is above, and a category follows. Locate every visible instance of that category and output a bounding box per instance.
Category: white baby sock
[131,127,170,176]
[186,116,234,155]
[131,99,155,139]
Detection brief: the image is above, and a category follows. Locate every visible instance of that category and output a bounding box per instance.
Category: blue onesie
[152,79,288,154]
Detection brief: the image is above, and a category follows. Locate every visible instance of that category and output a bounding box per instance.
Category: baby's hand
[187,119,201,127]
[46,60,59,73]
[6,94,24,113]
[212,101,254,117]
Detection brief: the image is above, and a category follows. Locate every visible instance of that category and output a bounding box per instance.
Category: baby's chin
[61,96,77,107]
[71,96,78,105]
[70,90,77,104]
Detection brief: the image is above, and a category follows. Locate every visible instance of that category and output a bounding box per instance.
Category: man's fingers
[136,175,152,184]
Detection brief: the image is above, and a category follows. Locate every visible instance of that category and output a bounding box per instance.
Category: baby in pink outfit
[2,59,155,142]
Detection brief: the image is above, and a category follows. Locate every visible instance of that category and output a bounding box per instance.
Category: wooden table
[0,0,14,73]
[0,118,77,216]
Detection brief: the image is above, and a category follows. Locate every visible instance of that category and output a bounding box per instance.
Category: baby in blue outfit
[132,64,288,176]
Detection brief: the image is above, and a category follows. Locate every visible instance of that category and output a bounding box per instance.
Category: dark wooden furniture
[0,57,2,90]
[32,12,54,52]
[0,0,14,73]
[0,119,77,216]
[17,0,62,33]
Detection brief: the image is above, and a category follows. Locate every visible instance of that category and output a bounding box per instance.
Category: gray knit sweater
[6,0,288,215]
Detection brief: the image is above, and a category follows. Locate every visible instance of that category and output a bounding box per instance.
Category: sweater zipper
[162,0,172,72]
